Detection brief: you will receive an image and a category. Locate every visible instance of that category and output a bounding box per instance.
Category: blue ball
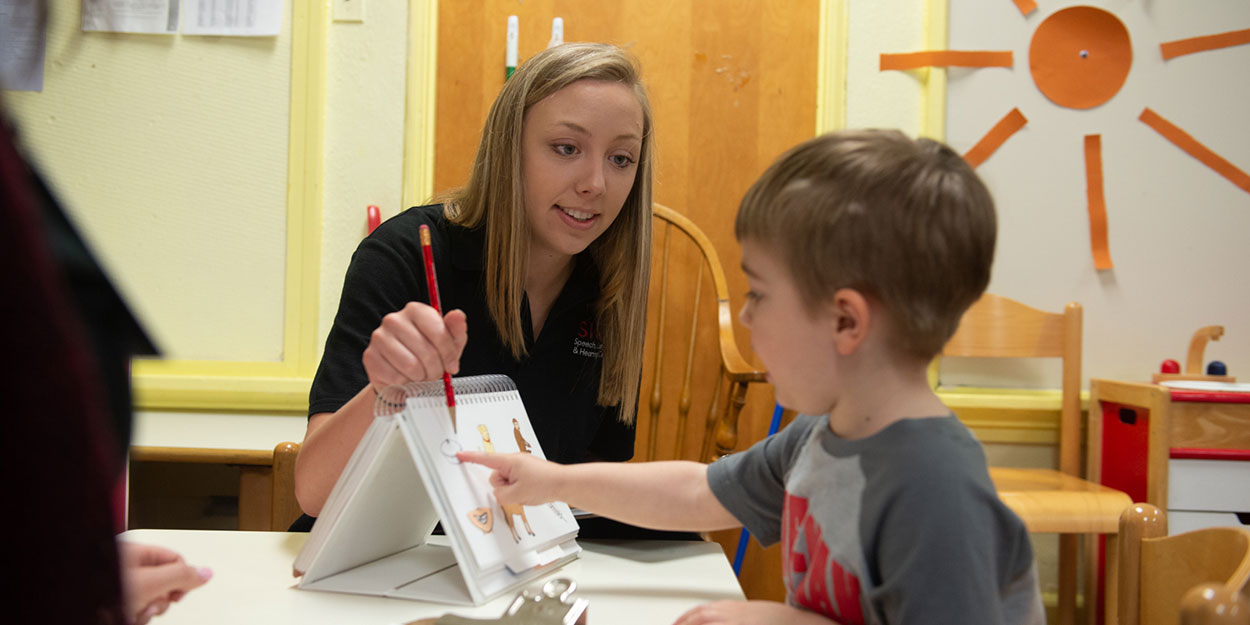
[1207,360,1227,376]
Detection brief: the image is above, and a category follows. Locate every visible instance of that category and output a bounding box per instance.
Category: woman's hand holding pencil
[361,302,467,393]
[362,225,467,395]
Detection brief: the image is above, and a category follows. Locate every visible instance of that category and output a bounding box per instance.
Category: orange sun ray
[963,108,1028,168]
[1084,135,1113,270]
[879,50,1013,71]
[1160,28,1250,60]
[1012,0,1038,17]
[1139,108,1250,194]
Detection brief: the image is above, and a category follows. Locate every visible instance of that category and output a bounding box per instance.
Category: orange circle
[1029,7,1132,110]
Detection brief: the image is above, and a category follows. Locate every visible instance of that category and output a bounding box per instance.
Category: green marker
[506,15,518,80]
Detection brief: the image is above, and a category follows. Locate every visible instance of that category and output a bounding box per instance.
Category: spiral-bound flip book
[293,375,581,606]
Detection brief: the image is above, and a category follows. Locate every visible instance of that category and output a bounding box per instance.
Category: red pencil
[418,225,457,432]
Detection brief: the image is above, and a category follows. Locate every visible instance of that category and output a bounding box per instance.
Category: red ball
[1160,359,1180,374]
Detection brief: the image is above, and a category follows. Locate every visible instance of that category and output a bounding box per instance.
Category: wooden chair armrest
[715,295,765,383]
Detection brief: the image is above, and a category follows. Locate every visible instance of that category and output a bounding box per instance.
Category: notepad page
[398,388,580,575]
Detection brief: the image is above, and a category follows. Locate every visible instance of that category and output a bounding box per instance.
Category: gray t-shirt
[708,414,1044,625]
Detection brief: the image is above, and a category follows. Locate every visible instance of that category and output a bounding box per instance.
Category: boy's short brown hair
[735,129,996,359]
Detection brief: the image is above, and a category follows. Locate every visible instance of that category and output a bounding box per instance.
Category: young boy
[461,130,1045,625]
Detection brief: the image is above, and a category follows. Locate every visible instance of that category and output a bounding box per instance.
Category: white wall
[318,3,411,356]
[846,0,929,136]
[946,0,1250,385]
[848,0,1250,388]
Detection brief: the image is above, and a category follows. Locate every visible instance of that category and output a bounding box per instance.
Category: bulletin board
[939,0,1250,385]
[4,0,326,409]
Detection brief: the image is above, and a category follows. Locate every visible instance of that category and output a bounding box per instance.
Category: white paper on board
[82,0,179,34]
[180,0,282,37]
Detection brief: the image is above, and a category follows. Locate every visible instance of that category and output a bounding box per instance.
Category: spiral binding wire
[374,374,518,416]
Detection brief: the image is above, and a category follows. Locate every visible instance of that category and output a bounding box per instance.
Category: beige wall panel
[319,2,411,354]
[5,0,291,361]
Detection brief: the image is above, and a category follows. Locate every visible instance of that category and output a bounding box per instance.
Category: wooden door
[435,1,820,601]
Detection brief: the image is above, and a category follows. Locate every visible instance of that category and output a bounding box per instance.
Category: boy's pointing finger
[457,450,499,467]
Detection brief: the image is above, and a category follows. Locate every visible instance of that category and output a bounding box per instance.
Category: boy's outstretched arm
[457,451,740,532]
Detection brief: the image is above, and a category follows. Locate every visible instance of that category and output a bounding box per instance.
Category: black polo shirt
[309,204,636,465]
[298,205,697,540]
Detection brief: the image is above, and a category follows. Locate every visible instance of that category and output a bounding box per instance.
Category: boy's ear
[829,288,871,356]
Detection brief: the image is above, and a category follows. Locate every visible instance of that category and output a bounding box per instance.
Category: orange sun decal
[881,3,1250,271]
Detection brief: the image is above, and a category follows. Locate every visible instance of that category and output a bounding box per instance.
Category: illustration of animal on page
[470,422,535,543]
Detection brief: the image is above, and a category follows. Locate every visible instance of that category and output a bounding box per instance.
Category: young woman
[293,43,655,530]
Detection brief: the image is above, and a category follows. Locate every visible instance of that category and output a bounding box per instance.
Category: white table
[120,530,745,624]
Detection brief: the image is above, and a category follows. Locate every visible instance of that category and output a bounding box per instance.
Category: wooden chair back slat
[648,224,672,462]
[674,269,703,459]
[942,294,1083,476]
[943,293,1068,359]
[699,369,726,464]
[642,204,766,464]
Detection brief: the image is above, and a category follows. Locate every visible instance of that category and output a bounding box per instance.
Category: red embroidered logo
[783,493,864,624]
[577,320,599,340]
[573,320,603,358]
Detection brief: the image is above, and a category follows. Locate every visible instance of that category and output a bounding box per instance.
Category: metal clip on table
[408,579,589,625]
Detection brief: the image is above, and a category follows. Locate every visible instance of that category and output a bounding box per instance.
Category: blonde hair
[442,43,653,424]
[736,129,996,359]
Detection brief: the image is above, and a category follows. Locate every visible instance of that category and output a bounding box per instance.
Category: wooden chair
[231,440,304,530]
[940,293,1131,625]
[641,204,767,463]
[129,439,305,531]
[1118,504,1250,625]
